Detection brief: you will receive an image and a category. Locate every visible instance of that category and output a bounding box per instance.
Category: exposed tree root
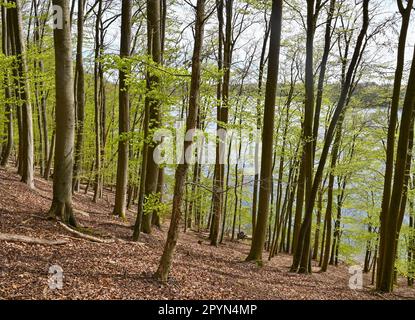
[48,200,78,227]
[57,221,115,243]
[0,233,67,245]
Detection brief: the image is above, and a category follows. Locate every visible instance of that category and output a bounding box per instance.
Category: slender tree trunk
[371,243,378,285]
[152,168,164,228]
[312,188,323,260]
[140,0,162,234]
[113,0,131,219]
[292,151,305,254]
[8,6,22,174]
[246,0,283,263]
[321,113,344,271]
[211,0,233,246]
[133,100,152,239]
[210,0,224,243]
[329,202,341,265]
[188,157,200,229]
[293,0,319,274]
[72,0,86,191]
[408,200,414,286]
[44,129,55,180]
[291,0,369,273]
[251,15,271,236]
[377,0,413,290]
[93,0,103,202]
[285,164,298,253]
[0,1,13,167]
[32,0,49,177]
[10,0,34,188]
[155,0,167,208]
[155,0,205,282]
[313,0,336,158]
[34,82,44,174]
[230,133,242,241]
[313,0,336,259]
[364,223,373,273]
[220,132,234,243]
[377,45,415,291]
[184,175,189,233]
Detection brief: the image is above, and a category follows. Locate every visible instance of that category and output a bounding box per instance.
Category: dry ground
[1,167,414,300]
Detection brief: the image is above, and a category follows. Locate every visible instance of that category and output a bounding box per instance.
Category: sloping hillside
[0,167,413,300]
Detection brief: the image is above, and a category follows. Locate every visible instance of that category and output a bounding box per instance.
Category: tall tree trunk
[246,0,283,263]
[408,198,414,286]
[220,132,234,243]
[93,0,103,202]
[291,0,369,273]
[321,113,344,271]
[311,0,336,262]
[251,13,271,236]
[377,45,415,291]
[10,0,34,188]
[210,0,223,243]
[285,163,299,253]
[211,0,233,246]
[48,0,77,227]
[72,0,86,191]
[140,0,162,234]
[291,0,318,273]
[230,131,242,241]
[376,0,413,289]
[0,1,13,167]
[312,188,323,260]
[270,100,292,258]
[292,151,305,254]
[155,0,167,211]
[113,0,131,219]
[34,79,44,174]
[313,0,336,158]
[32,0,49,177]
[188,139,201,230]
[9,10,23,176]
[155,0,205,282]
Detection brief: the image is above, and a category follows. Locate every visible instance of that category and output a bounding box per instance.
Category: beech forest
[1,0,415,301]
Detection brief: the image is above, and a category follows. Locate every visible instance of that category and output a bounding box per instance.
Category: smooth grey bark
[48,0,77,227]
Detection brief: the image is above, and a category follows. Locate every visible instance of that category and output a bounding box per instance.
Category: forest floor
[0,167,414,300]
